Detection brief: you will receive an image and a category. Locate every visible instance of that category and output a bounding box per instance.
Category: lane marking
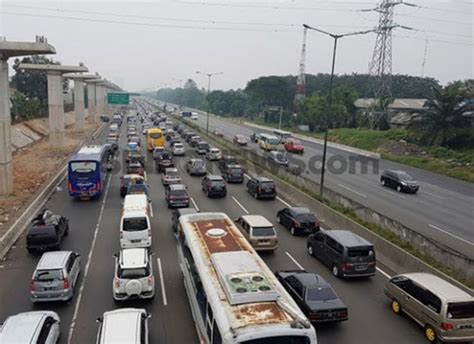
[232,196,249,214]
[376,267,392,279]
[144,171,148,182]
[276,196,292,208]
[285,251,305,270]
[190,197,200,212]
[337,184,367,198]
[243,173,252,179]
[68,175,112,343]
[429,224,474,245]
[377,186,407,199]
[149,202,154,218]
[157,257,168,306]
[422,191,445,200]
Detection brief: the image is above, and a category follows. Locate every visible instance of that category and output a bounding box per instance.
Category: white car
[0,311,61,343]
[206,148,222,161]
[113,248,154,301]
[172,143,185,156]
[161,167,182,185]
[96,308,150,344]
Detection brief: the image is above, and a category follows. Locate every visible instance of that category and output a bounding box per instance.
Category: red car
[233,134,248,146]
[284,138,304,154]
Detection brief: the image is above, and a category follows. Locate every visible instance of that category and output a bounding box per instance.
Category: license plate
[43,287,56,291]
[356,264,367,271]
[460,324,473,329]
[131,239,141,243]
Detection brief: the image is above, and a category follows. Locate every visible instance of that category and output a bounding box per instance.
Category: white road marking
[68,175,112,343]
[285,251,305,270]
[157,258,168,306]
[232,196,249,214]
[422,191,445,200]
[243,173,251,179]
[337,184,367,198]
[144,171,148,181]
[276,196,292,208]
[190,197,200,212]
[429,224,474,245]
[149,202,154,218]
[376,267,392,279]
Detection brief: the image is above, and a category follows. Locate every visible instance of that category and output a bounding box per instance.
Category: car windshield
[118,266,150,279]
[252,226,276,237]
[123,217,148,231]
[260,181,275,188]
[447,302,474,319]
[174,144,183,149]
[171,190,188,196]
[230,168,242,175]
[198,143,209,149]
[149,132,162,139]
[242,336,311,344]
[166,170,178,177]
[211,180,225,186]
[306,287,337,301]
[193,161,205,167]
[347,247,374,257]
[276,153,287,160]
[397,172,415,181]
[268,138,280,145]
[35,269,63,281]
[295,213,316,223]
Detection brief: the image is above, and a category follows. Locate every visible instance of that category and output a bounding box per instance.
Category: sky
[1,0,472,92]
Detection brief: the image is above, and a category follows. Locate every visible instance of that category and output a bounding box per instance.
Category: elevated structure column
[73,79,85,131]
[87,83,97,123]
[0,59,12,195]
[47,71,64,147]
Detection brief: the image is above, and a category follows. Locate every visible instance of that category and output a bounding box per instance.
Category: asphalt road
[164,102,474,259]
[0,110,431,344]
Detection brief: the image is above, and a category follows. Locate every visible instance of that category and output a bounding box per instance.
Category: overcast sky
[1,0,472,92]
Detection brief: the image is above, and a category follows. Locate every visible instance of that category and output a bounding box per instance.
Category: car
[233,134,248,146]
[126,150,145,165]
[155,152,174,173]
[101,115,110,122]
[165,184,190,208]
[277,207,319,235]
[307,230,376,278]
[250,132,263,143]
[142,124,151,135]
[268,150,289,166]
[127,129,137,138]
[26,209,69,254]
[276,270,348,323]
[213,128,224,137]
[161,167,182,185]
[171,208,198,236]
[235,215,278,252]
[181,130,192,139]
[384,273,474,344]
[106,134,119,151]
[206,147,222,161]
[221,164,244,183]
[165,119,173,126]
[201,175,227,198]
[152,146,165,160]
[0,311,61,343]
[284,138,305,154]
[165,129,175,141]
[128,135,141,147]
[185,158,207,176]
[30,250,81,303]
[218,155,239,171]
[189,136,202,147]
[109,123,119,132]
[191,112,199,120]
[195,141,210,155]
[120,174,145,197]
[172,142,185,156]
[246,176,277,200]
[127,161,144,176]
[96,308,150,344]
[113,248,154,301]
[380,169,419,193]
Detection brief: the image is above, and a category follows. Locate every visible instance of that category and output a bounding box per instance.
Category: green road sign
[107,93,129,105]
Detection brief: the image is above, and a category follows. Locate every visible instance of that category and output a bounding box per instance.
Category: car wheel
[332,264,340,277]
[396,185,402,192]
[391,300,402,314]
[424,325,439,343]
[254,192,259,200]
[307,245,314,256]
[290,226,296,236]
[381,179,386,186]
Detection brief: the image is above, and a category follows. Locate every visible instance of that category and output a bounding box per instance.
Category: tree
[245,76,294,114]
[10,90,42,122]
[298,93,327,131]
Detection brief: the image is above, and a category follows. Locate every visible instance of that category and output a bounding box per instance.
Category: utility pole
[196,71,223,136]
[295,26,308,106]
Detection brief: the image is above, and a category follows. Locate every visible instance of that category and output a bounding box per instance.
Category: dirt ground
[0,122,100,229]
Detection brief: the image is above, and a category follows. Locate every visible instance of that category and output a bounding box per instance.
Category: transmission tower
[295,26,308,105]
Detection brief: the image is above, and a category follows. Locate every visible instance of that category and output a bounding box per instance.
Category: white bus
[272,130,293,144]
[177,212,317,344]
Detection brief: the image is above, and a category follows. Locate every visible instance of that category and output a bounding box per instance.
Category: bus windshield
[149,132,162,139]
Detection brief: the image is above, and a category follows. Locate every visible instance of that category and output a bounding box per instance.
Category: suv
[172,142,185,156]
[166,184,190,208]
[30,251,81,303]
[172,208,198,236]
[384,273,474,344]
[96,308,150,344]
[277,207,319,235]
[268,150,289,166]
[380,169,419,193]
[221,164,244,183]
[186,158,207,176]
[307,229,376,278]
[206,148,222,161]
[246,176,276,200]
[127,161,144,176]
[202,175,227,198]
[0,311,61,343]
[235,215,278,252]
[161,167,182,186]
[195,141,210,155]
[155,152,174,173]
[26,209,69,254]
[113,248,155,301]
[218,155,238,171]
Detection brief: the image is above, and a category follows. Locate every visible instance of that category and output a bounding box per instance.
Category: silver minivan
[0,311,60,343]
[30,251,81,303]
[96,308,150,344]
[385,272,474,343]
[234,215,279,252]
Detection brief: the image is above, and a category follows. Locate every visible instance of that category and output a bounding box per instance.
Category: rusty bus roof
[179,212,310,336]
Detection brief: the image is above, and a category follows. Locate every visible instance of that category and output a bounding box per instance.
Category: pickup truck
[26,209,69,254]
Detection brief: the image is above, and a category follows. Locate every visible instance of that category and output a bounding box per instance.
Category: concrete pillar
[46,71,64,148]
[87,83,97,123]
[73,79,85,131]
[0,59,13,195]
[97,85,105,115]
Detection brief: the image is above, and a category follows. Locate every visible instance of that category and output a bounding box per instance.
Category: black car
[246,176,276,200]
[26,209,69,254]
[380,169,419,193]
[195,141,210,155]
[201,175,227,198]
[156,152,174,173]
[172,208,198,236]
[276,270,348,323]
[218,156,239,171]
[189,136,202,147]
[307,230,376,278]
[165,184,190,208]
[276,207,319,235]
[221,164,244,184]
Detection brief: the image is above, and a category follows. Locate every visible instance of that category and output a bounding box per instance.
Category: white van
[120,194,151,248]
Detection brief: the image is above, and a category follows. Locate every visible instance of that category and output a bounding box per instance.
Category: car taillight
[120,232,123,239]
[148,276,154,286]
[337,311,348,318]
[441,322,454,331]
[341,263,353,271]
[67,182,72,193]
[30,280,35,292]
[169,195,176,200]
[293,219,300,227]
[114,278,120,289]
[96,181,101,191]
[63,278,69,289]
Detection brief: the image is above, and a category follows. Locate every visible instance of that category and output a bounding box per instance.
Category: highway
[0,114,429,344]
[169,103,474,259]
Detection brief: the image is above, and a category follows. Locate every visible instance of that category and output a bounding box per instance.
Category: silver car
[185,158,207,176]
[0,311,60,343]
[113,248,155,301]
[172,143,185,156]
[30,251,81,303]
[161,167,182,185]
[206,148,222,161]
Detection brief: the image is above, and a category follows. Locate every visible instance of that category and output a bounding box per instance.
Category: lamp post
[303,24,376,198]
[196,71,223,136]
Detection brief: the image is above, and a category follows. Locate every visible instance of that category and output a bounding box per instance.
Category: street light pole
[303,24,376,198]
[196,71,223,136]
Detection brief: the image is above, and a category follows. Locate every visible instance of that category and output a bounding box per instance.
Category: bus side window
[212,321,222,344]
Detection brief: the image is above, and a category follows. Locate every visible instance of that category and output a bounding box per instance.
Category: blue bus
[67,145,109,199]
